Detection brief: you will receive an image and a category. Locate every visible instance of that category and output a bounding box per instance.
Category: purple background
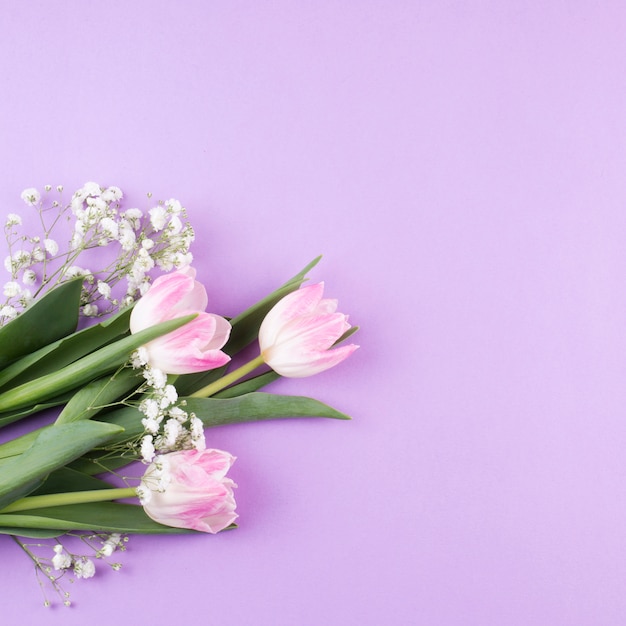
[2,1,626,624]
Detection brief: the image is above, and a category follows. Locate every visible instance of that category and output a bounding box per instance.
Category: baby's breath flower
[102,186,123,202]
[140,436,155,464]
[97,280,112,299]
[22,269,36,285]
[3,281,21,297]
[43,238,59,256]
[143,367,167,389]
[5,213,21,227]
[149,206,168,231]
[0,305,17,319]
[74,558,96,579]
[82,303,98,317]
[163,419,181,447]
[51,546,72,571]
[20,187,40,205]
[136,483,152,504]
[139,398,160,420]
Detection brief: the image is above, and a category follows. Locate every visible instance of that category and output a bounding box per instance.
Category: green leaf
[0,527,62,538]
[0,278,83,369]
[0,314,196,415]
[55,367,142,424]
[31,467,118,495]
[0,421,124,510]
[187,392,352,425]
[70,391,350,475]
[212,370,280,398]
[0,394,75,429]
[0,307,131,392]
[0,502,202,534]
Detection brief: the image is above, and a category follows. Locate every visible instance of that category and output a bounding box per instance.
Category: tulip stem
[190,355,266,398]
[0,487,138,514]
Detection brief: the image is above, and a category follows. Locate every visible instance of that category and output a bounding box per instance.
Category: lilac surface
[1,1,626,624]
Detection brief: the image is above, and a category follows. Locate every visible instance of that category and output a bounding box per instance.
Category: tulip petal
[258,283,325,347]
[266,342,359,378]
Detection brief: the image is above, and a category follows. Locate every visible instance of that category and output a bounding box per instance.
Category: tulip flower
[139,449,238,533]
[130,267,231,375]
[258,282,358,377]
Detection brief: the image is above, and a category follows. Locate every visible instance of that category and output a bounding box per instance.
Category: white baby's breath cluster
[1,183,195,323]
[131,349,206,463]
[14,532,127,607]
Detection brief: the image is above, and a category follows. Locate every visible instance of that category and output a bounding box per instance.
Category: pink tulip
[140,449,238,533]
[258,282,359,377]
[130,267,231,374]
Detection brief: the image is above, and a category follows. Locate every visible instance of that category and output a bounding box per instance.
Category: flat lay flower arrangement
[0,183,358,606]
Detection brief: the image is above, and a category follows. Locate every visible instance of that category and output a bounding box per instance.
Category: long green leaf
[0,502,201,533]
[0,394,75,430]
[0,278,83,369]
[55,367,142,424]
[70,392,350,475]
[0,314,196,415]
[213,370,280,398]
[0,421,124,509]
[31,467,118,495]
[0,307,131,392]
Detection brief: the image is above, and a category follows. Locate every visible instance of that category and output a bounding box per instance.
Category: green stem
[190,355,266,398]
[0,487,137,513]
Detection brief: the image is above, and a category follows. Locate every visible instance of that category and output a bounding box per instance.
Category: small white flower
[5,213,21,227]
[74,558,96,579]
[142,417,160,434]
[102,186,123,202]
[141,238,155,250]
[100,217,119,240]
[143,367,167,389]
[52,550,72,571]
[97,280,112,298]
[140,435,156,463]
[163,419,181,447]
[130,347,149,368]
[82,182,102,197]
[123,208,142,230]
[12,249,32,268]
[118,222,136,251]
[82,303,98,317]
[166,198,183,214]
[20,289,33,305]
[169,406,188,423]
[99,543,115,557]
[0,305,17,319]
[43,238,59,256]
[3,281,21,297]
[149,206,168,231]
[136,483,152,504]
[22,269,36,285]
[139,398,160,420]
[168,214,183,234]
[163,384,178,406]
[20,187,40,205]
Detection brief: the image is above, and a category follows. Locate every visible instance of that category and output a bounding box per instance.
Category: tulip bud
[130,267,231,374]
[139,449,237,533]
[258,282,359,377]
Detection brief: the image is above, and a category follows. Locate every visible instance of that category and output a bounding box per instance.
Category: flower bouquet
[0,183,358,605]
